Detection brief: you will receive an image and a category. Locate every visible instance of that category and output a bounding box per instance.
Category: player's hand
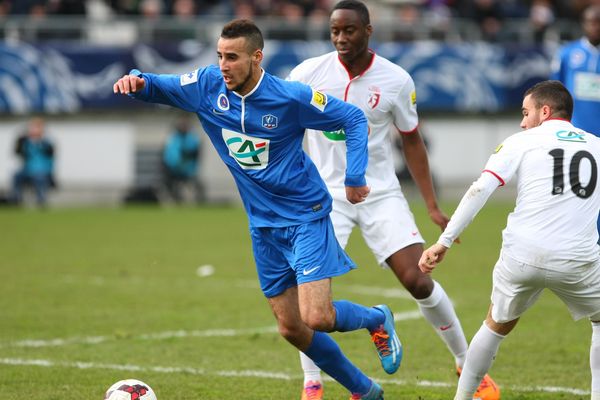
[346,185,370,204]
[113,74,146,95]
[429,207,460,244]
[418,243,448,274]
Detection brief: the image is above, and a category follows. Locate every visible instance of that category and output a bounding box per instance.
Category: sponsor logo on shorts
[302,266,321,275]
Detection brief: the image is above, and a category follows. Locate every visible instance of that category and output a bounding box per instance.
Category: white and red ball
[104,379,157,400]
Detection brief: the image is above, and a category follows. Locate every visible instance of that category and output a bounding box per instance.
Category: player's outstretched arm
[113,74,146,95]
[418,243,448,274]
[346,185,370,204]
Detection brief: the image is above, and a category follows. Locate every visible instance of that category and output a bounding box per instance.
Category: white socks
[299,351,322,384]
[592,321,600,400]
[454,322,504,400]
[416,281,468,367]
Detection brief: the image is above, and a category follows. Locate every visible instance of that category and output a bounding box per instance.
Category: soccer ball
[104,379,157,400]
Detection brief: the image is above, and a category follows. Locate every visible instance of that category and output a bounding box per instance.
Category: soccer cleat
[370,304,403,374]
[456,366,500,400]
[349,381,384,400]
[301,381,323,400]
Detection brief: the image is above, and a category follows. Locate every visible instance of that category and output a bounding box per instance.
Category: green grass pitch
[0,202,592,399]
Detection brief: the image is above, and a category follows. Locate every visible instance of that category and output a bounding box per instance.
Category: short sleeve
[392,76,419,133]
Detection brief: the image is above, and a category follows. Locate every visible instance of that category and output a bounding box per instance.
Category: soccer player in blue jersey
[552,5,600,136]
[113,19,400,400]
[552,5,600,239]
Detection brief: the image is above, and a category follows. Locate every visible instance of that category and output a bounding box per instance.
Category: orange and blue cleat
[301,381,323,400]
[370,305,402,374]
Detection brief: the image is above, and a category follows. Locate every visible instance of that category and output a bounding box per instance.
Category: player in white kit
[419,80,600,400]
[287,1,499,399]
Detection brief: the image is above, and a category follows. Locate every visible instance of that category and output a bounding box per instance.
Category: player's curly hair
[332,0,370,26]
[524,80,573,120]
[221,19,264,52]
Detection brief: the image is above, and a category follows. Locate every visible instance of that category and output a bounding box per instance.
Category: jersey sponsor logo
[261,114,278,129]
[322,128,346,141]
[222,128,269,170]
[574,72,600,101]
[180,70,198,86]
[310,89,328,112]
[217,93,230,111]
[556,130,586,143]
[410,90,417,106]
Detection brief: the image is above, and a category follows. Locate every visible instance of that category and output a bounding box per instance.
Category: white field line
[1,311,421,349]
[0,357,589,396]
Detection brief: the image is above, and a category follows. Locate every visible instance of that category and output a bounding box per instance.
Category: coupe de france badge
[262,114,278,129]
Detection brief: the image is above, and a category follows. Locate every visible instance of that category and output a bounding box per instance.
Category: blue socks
[333,300,385,332]
[303,331,371,394]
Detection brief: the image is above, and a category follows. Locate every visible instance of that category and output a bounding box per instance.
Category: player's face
[217,37,262,95]
[583,8,600,45]
[520,94,543,130]
[330,9,372,65]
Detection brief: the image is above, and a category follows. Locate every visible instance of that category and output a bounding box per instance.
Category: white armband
[438,172,501,248]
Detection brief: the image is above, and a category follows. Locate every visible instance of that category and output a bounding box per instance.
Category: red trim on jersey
[339,50,376,101]
[483,169,505,186]
[396,124,419,135]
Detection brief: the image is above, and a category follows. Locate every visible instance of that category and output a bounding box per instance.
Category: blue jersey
[551,38,600,135]
[131,66,368,228]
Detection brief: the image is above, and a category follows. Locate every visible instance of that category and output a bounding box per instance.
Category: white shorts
[491,251,600,322]
[330,189,424,267]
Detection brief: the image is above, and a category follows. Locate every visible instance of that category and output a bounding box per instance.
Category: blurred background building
[0,0,595,206]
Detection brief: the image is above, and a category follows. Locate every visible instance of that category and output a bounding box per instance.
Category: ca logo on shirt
[222,128,270,170]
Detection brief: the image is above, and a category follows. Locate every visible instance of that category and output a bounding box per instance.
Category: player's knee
[404,275,433,299]
[277,322,303,343]
[302,310,335,332]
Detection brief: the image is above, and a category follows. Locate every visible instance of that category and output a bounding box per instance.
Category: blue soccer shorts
[250,216,356,298]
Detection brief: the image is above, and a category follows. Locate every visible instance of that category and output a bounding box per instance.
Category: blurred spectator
[162,116,205,204]
[139,0,163,18]
[10,117,56,207]
[458,0,505,41]
[529,0,555,42]
[551,4,600,136]
[47,0,86,15]
[108,0,141,15]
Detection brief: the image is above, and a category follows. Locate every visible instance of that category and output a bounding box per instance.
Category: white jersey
[486,119,600,269]
[288,51,418,192]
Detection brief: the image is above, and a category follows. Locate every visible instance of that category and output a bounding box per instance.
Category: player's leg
[267,286,377,396]
[358,194,468,366]
[455,252,544,399]
[298,199,356,399]
[294,217,401,374]
[454,306,516,400]
[591,315,600,400]
[386,244,469,365]
[545,260,600,400]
